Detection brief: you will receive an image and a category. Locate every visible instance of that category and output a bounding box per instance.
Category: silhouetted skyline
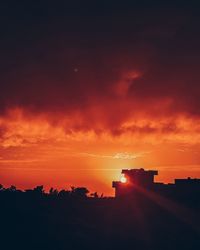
[1,167,200,250]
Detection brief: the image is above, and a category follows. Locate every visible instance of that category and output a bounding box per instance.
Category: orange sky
[0,108,200,196]
[1,2,200,196]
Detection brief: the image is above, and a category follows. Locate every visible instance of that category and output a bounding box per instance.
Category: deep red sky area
[0,1,200,195]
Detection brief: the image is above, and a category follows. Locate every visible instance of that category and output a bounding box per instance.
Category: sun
[120,175,127,183]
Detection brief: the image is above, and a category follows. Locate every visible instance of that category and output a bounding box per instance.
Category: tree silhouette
[58,189,70,198]
[33,185,44,194]
[49,187,58,196]
[8,185,17,192]
[71,187,89,198]
[90,192,99,198]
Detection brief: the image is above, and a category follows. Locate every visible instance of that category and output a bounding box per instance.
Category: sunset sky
[0,1,200,195]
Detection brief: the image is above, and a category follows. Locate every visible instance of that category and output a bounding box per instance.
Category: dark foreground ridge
[1,168,200,250]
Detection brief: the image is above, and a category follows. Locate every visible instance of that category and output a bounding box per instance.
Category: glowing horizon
[1,107,200,196]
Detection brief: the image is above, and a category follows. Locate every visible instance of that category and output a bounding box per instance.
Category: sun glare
[120,175,127,183]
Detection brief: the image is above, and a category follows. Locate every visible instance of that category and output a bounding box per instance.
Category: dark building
[113,168,200,198]
[112,168,158,197]
[175,177,200,187]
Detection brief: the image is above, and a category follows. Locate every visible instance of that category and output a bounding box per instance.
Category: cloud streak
[79,152,147,160]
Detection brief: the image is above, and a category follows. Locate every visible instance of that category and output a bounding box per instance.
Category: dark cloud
[0,1,200,127]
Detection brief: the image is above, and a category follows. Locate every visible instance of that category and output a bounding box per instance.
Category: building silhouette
[113,168,200,198]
